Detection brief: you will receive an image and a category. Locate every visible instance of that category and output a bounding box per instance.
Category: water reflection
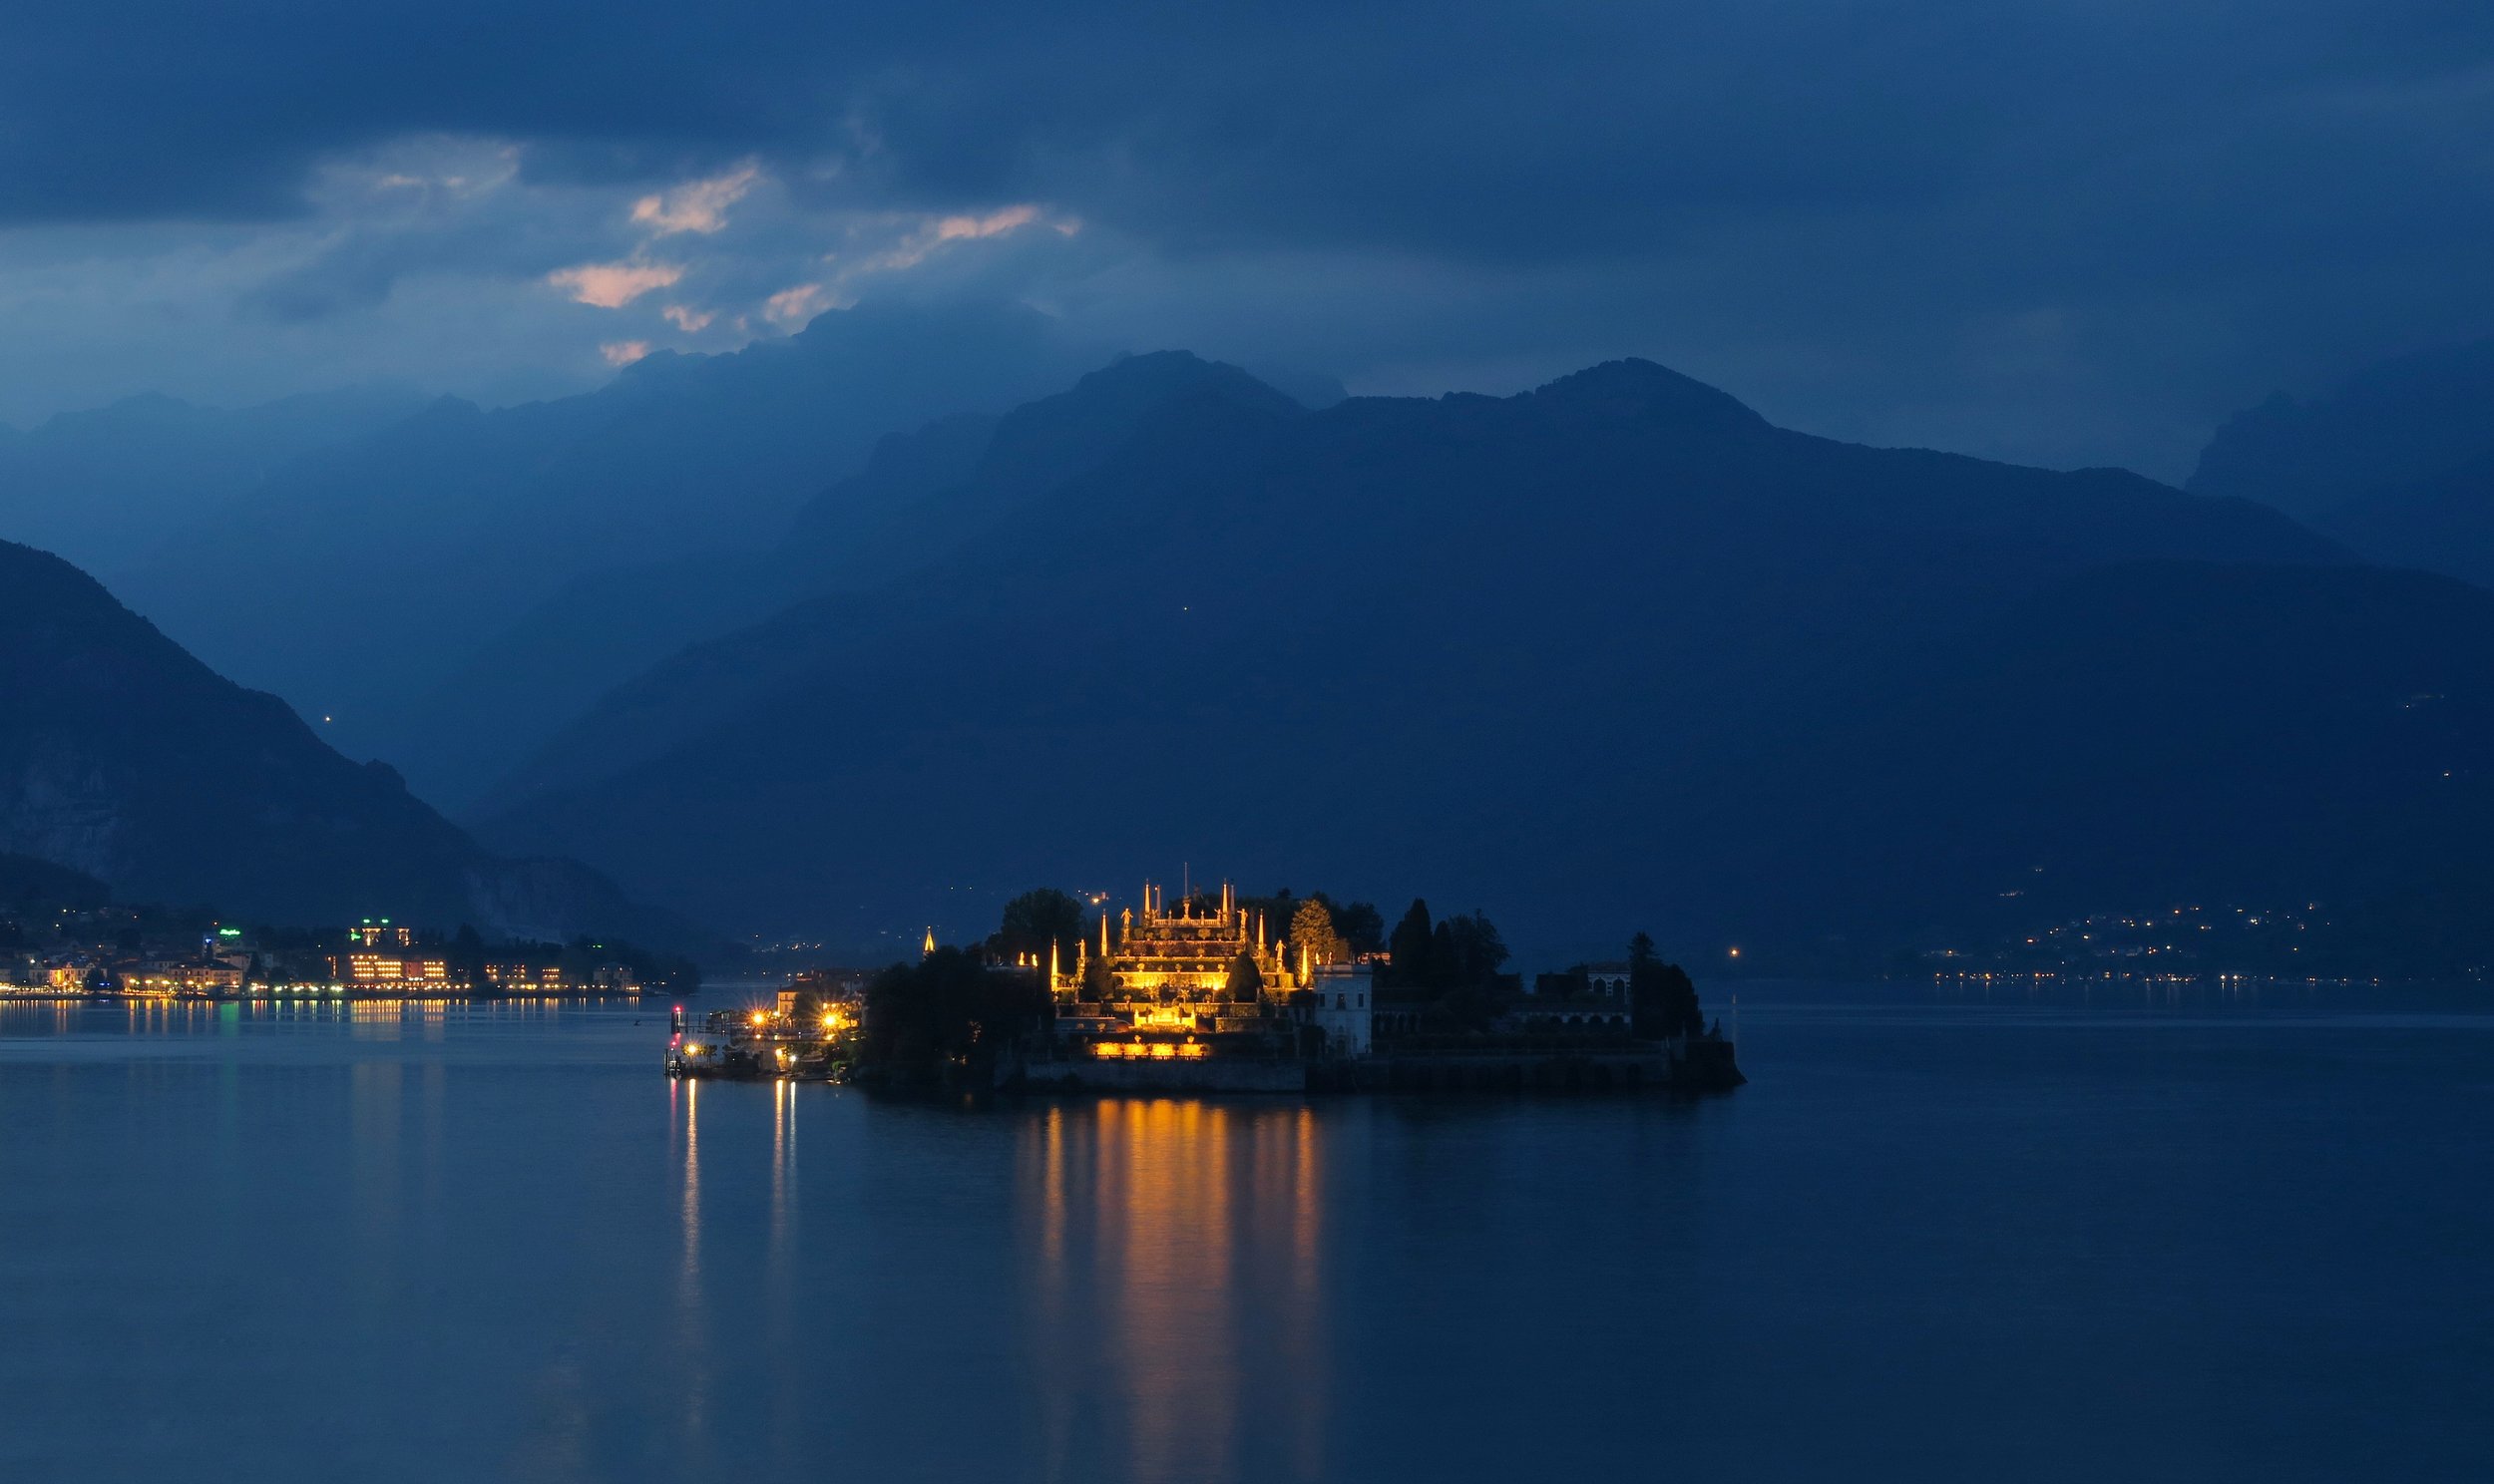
[1020,1098,1333,1483]
[669,1076,709,1443]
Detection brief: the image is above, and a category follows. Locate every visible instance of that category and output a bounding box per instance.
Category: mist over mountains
[2192,337,2494,588]
[0,541,678,942]
[93,301,1113,799]
[468,353,2486,967]
[0,384,429,576]
[8,319,2494,971]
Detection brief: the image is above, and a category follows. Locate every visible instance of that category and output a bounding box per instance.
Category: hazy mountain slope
[1694,560,2494,972]
[476,358,2369,961]
[0,540,683,939]
[0,852,110,912]
[2190,339,2494,584]
[451,353,1307,814]
[2314,449,2494,589]
[110,300,1112,785]
[0,385,428,578]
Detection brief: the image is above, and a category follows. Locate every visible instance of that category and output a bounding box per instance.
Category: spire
[922,926,937,957]
[1049,938,1060,985]
[1101,912,1110,956]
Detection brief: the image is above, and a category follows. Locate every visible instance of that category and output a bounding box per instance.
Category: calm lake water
[3,982,2490,1483]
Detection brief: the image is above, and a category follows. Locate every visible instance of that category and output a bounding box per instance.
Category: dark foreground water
[3,983,2491,1483]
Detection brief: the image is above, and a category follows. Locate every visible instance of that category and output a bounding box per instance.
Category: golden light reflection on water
[668,1076,712,1444]
[1021,1098,1332,1483]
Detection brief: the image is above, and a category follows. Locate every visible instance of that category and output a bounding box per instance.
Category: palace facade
[1050,881,1371,1060]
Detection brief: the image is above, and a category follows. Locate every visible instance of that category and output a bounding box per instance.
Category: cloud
[764,282,834,326]
[548,260,683,308]
[630,163,761,235]
[935,203,1039,242]
[661,303,715,333]
[4,2,2494,474]
[600,339,651,365]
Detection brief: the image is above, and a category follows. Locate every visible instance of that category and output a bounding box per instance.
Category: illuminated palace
[1049,880,1373,1061]
[1038,883,1357,1057]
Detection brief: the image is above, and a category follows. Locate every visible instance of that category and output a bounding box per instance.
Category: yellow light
[1149,1043,1176,1059]
[683,1043,702,1054]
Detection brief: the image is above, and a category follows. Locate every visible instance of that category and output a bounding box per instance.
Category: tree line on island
[856,886,1714,1087]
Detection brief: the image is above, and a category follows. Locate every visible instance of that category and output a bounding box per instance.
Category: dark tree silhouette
[1387,899,1435,986]
[863,946,1052,1082]
[990,888,1089,967]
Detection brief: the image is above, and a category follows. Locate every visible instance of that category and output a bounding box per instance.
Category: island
[675,877,1743,1096]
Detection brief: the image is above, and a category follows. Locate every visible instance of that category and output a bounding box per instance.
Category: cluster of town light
[1092,1039,1209,1060]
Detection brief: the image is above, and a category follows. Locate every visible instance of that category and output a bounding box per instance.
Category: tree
[1427,911,1508,987]
[863,946,1052,1083]
[1627,932,1704,1039]
[1320,897,1386,955]
[448,924,487,987]
[991,888,1089,967]
[1386,899,1435,987]
[1225,951,1264,1002]
[1289,899,1347,966]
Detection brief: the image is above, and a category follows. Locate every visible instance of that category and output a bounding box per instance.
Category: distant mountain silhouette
[2190,338,2494,585]
[103,300,1112,792]
[0,385,428,579]
[0,540,691,940]
[467,357,2446,968]
[423,352,1314,811]
[0,851,109,912]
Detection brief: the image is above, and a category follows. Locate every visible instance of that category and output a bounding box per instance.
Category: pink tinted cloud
[764,282,833,327]
[548,260,683,308]
[630,164,761,236]
[661,304,715,333]
[600,339,652,366]
[934,203,1041,241]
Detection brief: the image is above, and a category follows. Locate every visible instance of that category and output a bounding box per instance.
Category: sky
[5,0,2493,481]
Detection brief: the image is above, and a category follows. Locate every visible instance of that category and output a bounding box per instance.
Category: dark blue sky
[6,0,2491,478]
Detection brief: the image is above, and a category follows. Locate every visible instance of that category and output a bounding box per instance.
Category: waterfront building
[1307,962,1375,1057]
[483,962,566,991]
[121,960,245,995]
[1582,961,1631,998]
[348,922,413,949]
[331,951,452,988]
[1050,880,1327,1058]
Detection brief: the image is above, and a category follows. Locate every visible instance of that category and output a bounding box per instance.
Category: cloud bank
[1,0,2491,476]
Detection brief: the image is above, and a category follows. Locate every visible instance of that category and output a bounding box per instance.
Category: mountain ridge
[0,539,699,944]
[471,354,2393,965]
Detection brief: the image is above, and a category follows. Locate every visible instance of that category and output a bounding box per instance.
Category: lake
[2,982,2489,1482]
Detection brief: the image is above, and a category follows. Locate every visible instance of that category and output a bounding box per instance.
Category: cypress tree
[1388,899,1435,987]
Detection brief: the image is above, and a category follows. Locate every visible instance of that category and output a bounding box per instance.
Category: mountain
[0,539,687,941]
[0,385,429,579]
[466,357,2449,968]
[417,352,1310,812]
[104,300,1113,790]
[2189,338,2494,585]
[1692,560,2494,974]
[0,852,109,913]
